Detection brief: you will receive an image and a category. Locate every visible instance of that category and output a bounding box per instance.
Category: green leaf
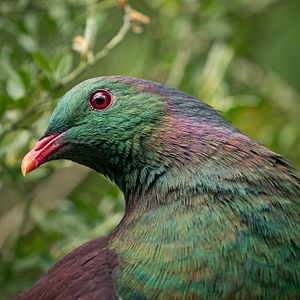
[0,96,7,118]
[6,75,26,100]
[18,68,32,90]
[17,33,38,53]
[32,50,52,73]
[13,96,31,109]
[40,76,53,91]
[55,54,73,78]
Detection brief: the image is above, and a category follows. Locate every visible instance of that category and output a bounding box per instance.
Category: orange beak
[21,133,65,176]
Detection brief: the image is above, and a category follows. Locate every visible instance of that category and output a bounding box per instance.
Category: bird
[19,76,299,299]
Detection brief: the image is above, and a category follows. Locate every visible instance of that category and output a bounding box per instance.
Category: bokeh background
[0,0,299,298]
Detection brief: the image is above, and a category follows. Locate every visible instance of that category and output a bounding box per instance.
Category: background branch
[61,14,131,87]
[0,9,132,141]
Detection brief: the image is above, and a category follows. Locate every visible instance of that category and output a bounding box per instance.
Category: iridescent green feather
[110,134,299,299]
[40,76,300,299]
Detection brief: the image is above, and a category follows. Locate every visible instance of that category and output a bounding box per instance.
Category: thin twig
[0,13,132,141]
[61,14,131,86]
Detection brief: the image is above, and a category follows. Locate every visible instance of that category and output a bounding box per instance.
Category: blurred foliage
[0,0,299,298]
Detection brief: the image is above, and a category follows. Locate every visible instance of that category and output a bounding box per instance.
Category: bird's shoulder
[18,236,118,300]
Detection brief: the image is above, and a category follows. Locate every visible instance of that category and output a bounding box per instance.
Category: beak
[21,133,65,176]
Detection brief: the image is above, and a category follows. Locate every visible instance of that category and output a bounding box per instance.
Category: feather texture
[19,76,300,299]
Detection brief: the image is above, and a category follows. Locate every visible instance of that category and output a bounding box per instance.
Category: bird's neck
[108,116,255,210]
[103,115,296,213]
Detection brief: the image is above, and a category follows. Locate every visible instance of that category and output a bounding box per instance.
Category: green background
[0,0,299,298]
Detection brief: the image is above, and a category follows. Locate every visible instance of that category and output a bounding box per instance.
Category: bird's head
[21,76,234,195]
[21,77,171,188]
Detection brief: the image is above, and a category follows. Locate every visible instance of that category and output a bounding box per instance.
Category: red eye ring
[89,89,113,111]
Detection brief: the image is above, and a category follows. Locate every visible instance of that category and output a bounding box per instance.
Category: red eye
[89,89,113,111]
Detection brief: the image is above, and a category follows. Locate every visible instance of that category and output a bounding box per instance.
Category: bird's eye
[89,89,113,111]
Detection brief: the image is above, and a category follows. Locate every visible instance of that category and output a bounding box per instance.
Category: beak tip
[21,154,35,176]
[21,160,28,176]
[21,166,27,176]
[20,133,64,177]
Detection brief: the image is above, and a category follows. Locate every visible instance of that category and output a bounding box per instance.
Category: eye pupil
[89,89,113,111]
[94,96,105,105]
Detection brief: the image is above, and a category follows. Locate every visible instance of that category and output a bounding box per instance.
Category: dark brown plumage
[18,237,118,299]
